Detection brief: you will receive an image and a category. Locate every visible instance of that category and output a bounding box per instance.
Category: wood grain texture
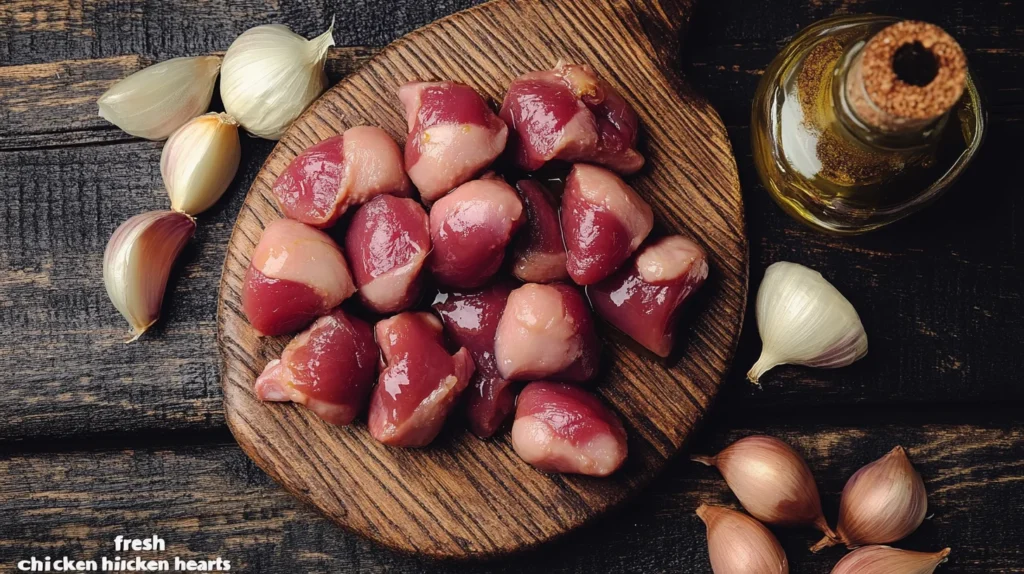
[3,421,1022,572]
[217,0,745,558]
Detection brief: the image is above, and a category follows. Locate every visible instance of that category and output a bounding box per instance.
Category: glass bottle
[751,16,985,234]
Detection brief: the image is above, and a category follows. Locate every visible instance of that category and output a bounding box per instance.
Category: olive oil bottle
[752,16,985,234]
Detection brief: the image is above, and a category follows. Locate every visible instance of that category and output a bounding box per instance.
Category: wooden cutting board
[217,0,746,559]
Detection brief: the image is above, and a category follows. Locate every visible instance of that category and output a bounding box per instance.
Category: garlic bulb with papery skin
[692,435,837,542]
[220,22,335,139]
[831,546,951,574]
[748,261,867,383]
[812,446,927,551]
[697,504,789,574]
[98,56,221,140]
[161,112,241,215]
[103,211,196,342]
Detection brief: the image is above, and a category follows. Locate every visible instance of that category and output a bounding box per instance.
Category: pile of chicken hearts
[242,63,709,478]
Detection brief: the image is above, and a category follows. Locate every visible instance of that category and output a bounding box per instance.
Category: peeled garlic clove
[220,22,335,140]
[98,56,221,140]
[697,504,789,574]
[749,261,868,383]
[103,211,196,342]
[813,446,928,551]
[831,546,951,574]
[692,435,837,541]
[161,112,241,215]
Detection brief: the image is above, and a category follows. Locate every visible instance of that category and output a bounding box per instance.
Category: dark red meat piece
[511,180,569,283]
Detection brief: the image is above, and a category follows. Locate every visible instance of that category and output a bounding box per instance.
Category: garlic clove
[103,211,196,342]
[220,22,335,140]
[98,56,221,140]
[748,261,868,383]
[831,546,951,574]
[692,435,837,543]
[697,504,789,574]
[812,446,928,551]
[161,112,242,215]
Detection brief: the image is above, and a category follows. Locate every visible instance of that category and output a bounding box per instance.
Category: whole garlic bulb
[220,22,335,139]
[748,261,868,383]
[161,112,241,215]
[98,55,221,140]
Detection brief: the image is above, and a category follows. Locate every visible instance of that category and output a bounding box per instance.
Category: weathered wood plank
[0,48,378,150]
[1,422,1020,572]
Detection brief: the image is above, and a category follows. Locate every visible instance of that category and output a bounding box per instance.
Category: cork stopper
[846,21,967,132]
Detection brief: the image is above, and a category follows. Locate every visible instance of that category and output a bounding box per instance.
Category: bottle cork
[846,21,967,132]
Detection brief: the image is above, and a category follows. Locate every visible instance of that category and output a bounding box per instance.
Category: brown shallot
[697,504,789,574]
[831,546,951,574]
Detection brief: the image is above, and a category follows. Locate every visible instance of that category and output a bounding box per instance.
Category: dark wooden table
[1,0,1022,572]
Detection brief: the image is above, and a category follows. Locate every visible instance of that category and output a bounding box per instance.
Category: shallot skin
[428,176,524,289]
[255,308,376,425]
[561,164,654,285]
[242,219,356,336]
[344,194,430,313]
[588,235,708,357]
[697,504,789,574]
[494,283,601,383]
[830,546,951,574]
[271,126,412,228]
[433,282,517,438]
[499,62,644,174]
[399,81,508,203]
[368,312,475,448]
[511,382,627,477]
[511,180,569,283]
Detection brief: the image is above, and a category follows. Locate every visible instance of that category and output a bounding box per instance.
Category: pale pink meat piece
[512,382,628,477]
[428,176,524,288]
[511,180,569,283]
[368,312,475,447]
[242,219,356,336]
[271,126,412,228]
[255,308,377,425]
[494,283,600,383]
[588,236,709,357]
[561,164,653,285]
[433,282,517,438]
[399,81,508,203]
[499,62,643,174]
[344,195,430,313]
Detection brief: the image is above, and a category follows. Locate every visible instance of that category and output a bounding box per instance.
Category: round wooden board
[217,0,747,559]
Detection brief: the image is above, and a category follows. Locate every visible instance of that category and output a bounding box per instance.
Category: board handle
[605,0,696,73]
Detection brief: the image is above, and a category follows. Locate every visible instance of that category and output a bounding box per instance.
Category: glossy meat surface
[494,283,600,382]
[499,62,643,173]
[255,309,377,425]
[512,382,627,477]
[399,81,508,203]
[368,312,475,447]
[561,164,653,285]
[433,282,517,438]
[588,236,709,357]
[271,127,412,228]
[511,180,569,283]
[344,195,430,313]
[242,219,355,336]
[428,176,524,288]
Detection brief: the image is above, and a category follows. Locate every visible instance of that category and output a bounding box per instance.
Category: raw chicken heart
[512,382,628,477]
[255,308,376,425]
[588,235,709,357]
[399,81,508,203]
[561,163,653,285]
[368,312,475,447]
[494,283,600,383]
[428,176,524,288]
[433,282,517,438]
[344,195,430,313]
[511,180,569,283]
[242,219,356,336]
[271,126,412,228]
[500,62,643,173]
